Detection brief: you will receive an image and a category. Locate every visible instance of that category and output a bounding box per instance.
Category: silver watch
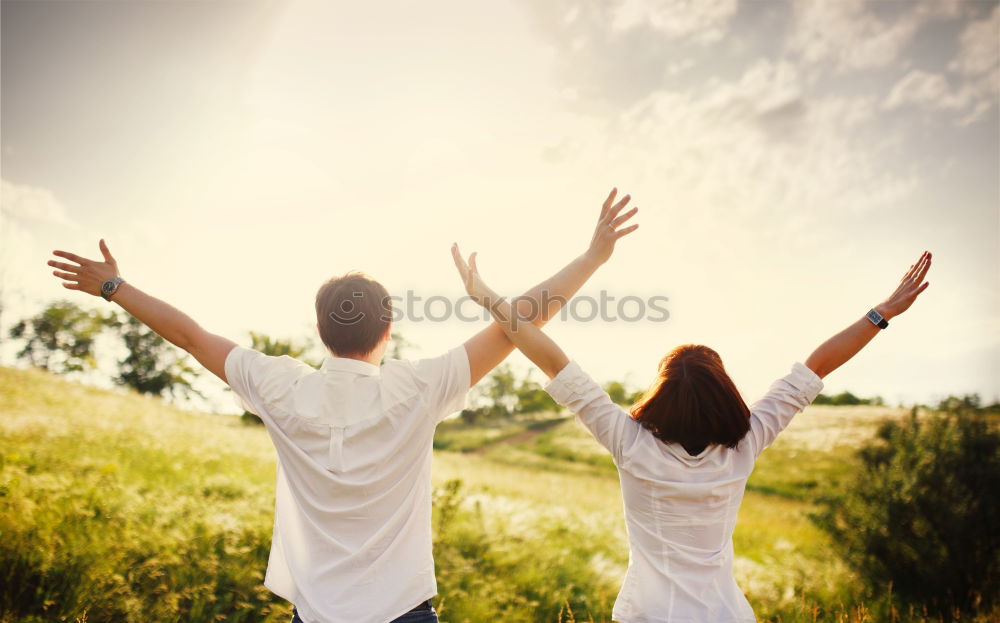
[101,277,125,301]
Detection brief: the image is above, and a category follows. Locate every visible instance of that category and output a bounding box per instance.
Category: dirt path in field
[470,418,566,455]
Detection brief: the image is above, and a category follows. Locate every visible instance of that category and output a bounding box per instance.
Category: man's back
[225,345,470,623]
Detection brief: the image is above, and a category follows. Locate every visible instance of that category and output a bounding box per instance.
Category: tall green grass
[2,366,995,622]
[0,367,286,622]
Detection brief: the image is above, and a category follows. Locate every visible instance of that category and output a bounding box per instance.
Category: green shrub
[813,406,1000,618]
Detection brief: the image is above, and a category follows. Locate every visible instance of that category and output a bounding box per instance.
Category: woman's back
[544,361,823,623]
[615,436,756,621]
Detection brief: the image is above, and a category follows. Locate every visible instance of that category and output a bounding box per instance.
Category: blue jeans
[291,600,438,623]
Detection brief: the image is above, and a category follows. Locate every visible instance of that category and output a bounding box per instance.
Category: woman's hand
[47,239,121,298]
[876,251,932,320]
[805,250,933,379]
[451,243,501,310]
[584,187,640,266]
[451,244,571,378]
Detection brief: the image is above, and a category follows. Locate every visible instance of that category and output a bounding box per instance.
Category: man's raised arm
[457,187,639,385]
[48,239,236,382]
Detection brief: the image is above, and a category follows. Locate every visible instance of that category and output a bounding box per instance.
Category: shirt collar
[320,356,381,376]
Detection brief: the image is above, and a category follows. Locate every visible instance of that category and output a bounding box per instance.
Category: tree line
[8,300,201,399]
[6,299,991,423]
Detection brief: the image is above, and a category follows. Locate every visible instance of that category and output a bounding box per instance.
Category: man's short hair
[315,272,392,357]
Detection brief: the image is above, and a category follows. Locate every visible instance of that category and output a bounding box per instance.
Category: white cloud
[946,4,1000,124]
[881,5,999,125]
[883,70,967,111]
[595,58,900,230]
[0,179,82,342]
[611,0,738,44]
[787,0,959,73]
[949,4,1000,78]
[0,179,77,228]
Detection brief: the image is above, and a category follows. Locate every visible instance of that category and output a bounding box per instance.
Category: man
[47,189,639,623]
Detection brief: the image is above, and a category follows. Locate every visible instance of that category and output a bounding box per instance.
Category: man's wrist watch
[866,308,889,329]
[101,277,126,301]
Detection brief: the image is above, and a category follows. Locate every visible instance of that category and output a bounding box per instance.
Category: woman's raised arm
[452,247,571,379]
[804,251,932,379]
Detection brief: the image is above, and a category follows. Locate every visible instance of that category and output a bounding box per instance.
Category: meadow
[0,366,979,622]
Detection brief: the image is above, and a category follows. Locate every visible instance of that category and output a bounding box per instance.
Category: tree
[515,375,558,416]
[461,365,537,424]
[813,391,883,406]
[110,314,201,400]
[8,301,109,373]
[387,331,415,360]
[459,367,564,423]
[240,332,314,425]
[248,331,314,361]
[603,380,644,407]
[482,363,518,418]
[813,404,1000,617]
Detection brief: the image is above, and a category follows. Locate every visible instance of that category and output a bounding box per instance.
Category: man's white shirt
[225,345,470,623]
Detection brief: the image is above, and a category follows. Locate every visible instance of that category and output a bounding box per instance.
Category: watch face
[867,309,882,323]
[102,281,114,295]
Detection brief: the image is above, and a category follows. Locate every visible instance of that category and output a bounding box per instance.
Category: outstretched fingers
[451,243,468,277]
[603,193,632,224]
[903,251,930,282]
[601,187,618,217]
[913,251,932,283]
[451,244,481,295]
[52,250,88,266]
[610,206,638,229]
[453,244,475,290]
[47,260,80,273]
[52,270,78,281]
[614,224,639,240]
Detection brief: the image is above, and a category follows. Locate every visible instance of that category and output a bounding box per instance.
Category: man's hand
[584,188,639,267]
[48,239,237,382]
[48,239,121,298]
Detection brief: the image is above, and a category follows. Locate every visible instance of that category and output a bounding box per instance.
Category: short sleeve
[745,362,824,456]
[224,346,313,422]
[409,345,471,423]
[544,361,640,465]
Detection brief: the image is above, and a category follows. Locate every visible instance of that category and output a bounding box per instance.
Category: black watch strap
[866,308,888,329]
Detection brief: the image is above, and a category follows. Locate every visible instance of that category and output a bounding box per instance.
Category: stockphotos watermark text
[328,290,670,327]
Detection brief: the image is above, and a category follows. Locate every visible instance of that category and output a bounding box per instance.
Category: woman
[451,218,932,621]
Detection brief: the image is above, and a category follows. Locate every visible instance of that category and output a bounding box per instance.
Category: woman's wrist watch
[866,307,889,329]
[101,277,126,301]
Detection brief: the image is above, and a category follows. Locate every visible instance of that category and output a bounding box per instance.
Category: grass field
[0,366,974,622]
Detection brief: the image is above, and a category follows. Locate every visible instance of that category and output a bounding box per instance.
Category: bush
[813,405,1000,618]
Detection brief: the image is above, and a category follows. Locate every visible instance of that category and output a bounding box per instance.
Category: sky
[1,0,998,413]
